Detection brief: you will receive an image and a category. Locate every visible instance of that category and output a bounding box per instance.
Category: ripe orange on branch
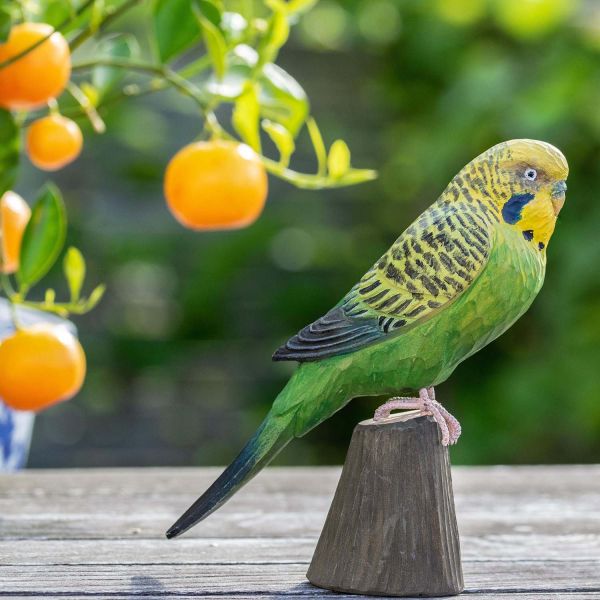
[0,324,86,412]
[164,140,268,231]
[0,22,71,110]
[0,191,31,274]
[26,115,83,171]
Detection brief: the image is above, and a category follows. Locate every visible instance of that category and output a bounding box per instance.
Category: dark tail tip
[164,472,239,539]
[164,420,272,539]
[164,415,294,539]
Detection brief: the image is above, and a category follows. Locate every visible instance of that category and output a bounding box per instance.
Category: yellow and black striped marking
[273,139,567,363]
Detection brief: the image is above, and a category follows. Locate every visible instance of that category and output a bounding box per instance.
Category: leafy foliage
[63,246,85,302]
[153,0,201,62]
[53,0,373,189]
[0,109,18,195]
[12,184,104,315]
[18,184,66,291]
[92,34,139,99]
[0,0,378,328]
[3,0,598,468]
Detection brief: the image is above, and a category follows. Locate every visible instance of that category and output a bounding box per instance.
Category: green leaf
[206,47,309,136]
[92,34,139,97]
[63,246,86,302]
[204,44,256,98]
[85,284,106,310]
[0,5,12,42]
[194,1,227,80]
[233,83,261,152]
[44,288,56,305]
[306,117,327,176]
[90,0,106,32]
[0,109,18,195]
[262,119,294,167]
[194,0,221,26]
[336,168,378,186]
[153,0,200,62]
[260,63,308,136]
[257,0,289,66]
[286,0,318,17]
[17,184,67,291]
[36,0,74,28]
[327,139,351,179]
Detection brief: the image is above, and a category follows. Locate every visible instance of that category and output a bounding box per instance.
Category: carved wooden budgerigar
[167,139,568,539]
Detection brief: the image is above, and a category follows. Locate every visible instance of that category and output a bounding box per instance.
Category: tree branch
[69,0,144,51]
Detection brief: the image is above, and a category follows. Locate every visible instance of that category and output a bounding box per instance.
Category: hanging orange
[0,191,31,274]
[0,324,86,412]
[26,115,83,171]
[0,22,71,110]
[164,140,268,230]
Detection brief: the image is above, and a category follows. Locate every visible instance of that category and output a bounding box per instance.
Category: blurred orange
[0,324,86,412]
[26,115,83,171]
[164,140,268,230]
[0,191,31,274]
[0,22,71,110]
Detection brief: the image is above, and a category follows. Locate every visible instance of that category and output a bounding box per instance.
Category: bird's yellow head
[458,139,568,251]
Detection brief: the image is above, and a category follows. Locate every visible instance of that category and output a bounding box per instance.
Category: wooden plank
[3,596,595,600]
[3,533,600,565]
[0,561,598,596]
[1,467,599,598]
[1,466,599,540]
[2,595,599,600]
[34,596,598,600]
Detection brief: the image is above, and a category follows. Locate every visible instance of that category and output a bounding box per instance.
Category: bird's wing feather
[273,201,494,362]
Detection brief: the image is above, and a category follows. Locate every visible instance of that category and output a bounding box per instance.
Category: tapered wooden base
[307,412,464,597]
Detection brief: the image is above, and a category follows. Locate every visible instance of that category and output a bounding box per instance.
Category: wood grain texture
[307,415,463,597]
[0,560,598,596]
[1,465,599,598]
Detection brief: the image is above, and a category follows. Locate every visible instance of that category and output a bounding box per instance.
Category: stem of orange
[47,98,60,117]
[72,57,209,109]
[0,274,21,330]
[67,82,106,133]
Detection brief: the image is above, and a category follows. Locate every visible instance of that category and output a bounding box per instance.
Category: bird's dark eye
[524,168,537,181]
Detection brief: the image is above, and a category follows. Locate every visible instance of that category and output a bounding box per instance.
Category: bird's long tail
[165,409,295,539]
[166,364,345,539]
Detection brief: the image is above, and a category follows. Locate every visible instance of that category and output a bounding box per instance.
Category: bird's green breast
[291,225,546,412]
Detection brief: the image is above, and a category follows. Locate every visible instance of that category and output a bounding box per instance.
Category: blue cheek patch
[502,192,535,224]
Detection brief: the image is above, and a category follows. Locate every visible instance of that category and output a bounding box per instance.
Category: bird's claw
[373,386,461,446]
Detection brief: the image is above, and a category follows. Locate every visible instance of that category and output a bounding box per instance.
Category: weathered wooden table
[1,466,599,598]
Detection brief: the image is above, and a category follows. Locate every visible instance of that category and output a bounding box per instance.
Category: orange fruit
[0,191,31,274]
[0,22,71,110]
[26,115,83,171]
[164,140,268,230]
[0,324,86,412]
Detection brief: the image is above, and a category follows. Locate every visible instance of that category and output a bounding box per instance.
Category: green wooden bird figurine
[167,139,568,539]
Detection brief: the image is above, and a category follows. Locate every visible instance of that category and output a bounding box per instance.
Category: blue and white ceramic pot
[0,402,34,470]
[0,299,76,471]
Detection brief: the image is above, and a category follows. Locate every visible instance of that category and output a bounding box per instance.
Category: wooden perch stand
[307,412,464,597]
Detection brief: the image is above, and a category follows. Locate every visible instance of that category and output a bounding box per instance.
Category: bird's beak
[551,180,567,216]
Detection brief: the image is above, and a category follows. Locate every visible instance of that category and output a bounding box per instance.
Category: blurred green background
[18,0,600,467]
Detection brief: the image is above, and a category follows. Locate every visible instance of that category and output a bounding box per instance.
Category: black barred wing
[273,202,493,362]
[272,305,385,362]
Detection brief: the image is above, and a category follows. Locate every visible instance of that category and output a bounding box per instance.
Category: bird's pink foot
[373,387,461,446]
